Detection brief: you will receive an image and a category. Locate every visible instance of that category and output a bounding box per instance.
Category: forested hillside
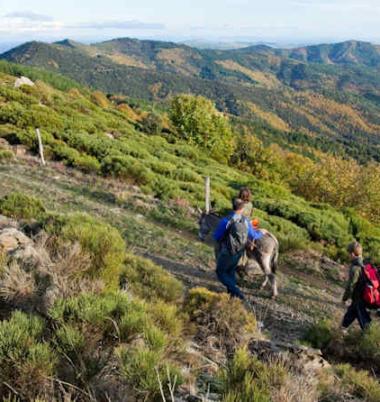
[3,39,380,163]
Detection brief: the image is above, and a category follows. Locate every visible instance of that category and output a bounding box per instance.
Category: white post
[205,176,210,214]
[36,128,46,166]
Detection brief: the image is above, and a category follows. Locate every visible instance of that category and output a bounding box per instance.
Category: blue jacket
[213,213,263,243]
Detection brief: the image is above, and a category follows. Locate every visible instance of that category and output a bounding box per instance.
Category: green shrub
[148,177,177,200]
[140,112,163,135]
[185,288,257,351]
[117,345,182,401]
[61,214,125,289]
[0,311,56,399]
[334,364,380,402]
[101,154,154,185]
[219,348,287,402]
[146,301,184,338]
[54,324,85,354]
[73,153,101,174]
[0,148,13,161]
[303,319,334,350]
[121,254,183,303]
[0,192,46,220]
[358,322,380,365]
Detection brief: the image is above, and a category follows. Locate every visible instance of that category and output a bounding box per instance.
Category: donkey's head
[198,209,220,242]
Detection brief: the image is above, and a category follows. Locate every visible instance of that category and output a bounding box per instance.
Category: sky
[1,0,380,49]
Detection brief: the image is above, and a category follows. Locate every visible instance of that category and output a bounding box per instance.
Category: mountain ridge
[3,37,380,163]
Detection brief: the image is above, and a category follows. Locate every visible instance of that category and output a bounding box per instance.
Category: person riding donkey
[342,241,371,331]
[213,197,263,300]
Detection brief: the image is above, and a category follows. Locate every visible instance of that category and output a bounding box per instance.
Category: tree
[169,94,234,163]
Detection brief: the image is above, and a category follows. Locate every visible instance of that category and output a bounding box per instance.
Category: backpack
[361,263,380,308]
[224,216,248,256]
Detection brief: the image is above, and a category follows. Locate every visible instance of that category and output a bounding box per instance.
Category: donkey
[198,211,279,298]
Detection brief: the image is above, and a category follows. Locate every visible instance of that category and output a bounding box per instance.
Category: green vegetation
[219,348,286,402]
[186,288,257,351]
[170,94,234,162]
[320,364,380,402]
[2,64,380,258]
[0,191,46,220]
[60,213,125,289]
[4,39,380,164]
[122,254,183,303]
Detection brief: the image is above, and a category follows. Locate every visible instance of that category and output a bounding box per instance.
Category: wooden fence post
[205,176,210,214]
[36,128,46,166]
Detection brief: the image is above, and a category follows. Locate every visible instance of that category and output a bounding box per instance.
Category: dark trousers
[216,249,245,300]
[342,300,371,330]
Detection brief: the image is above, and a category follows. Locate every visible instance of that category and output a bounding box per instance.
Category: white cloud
[4,11,54,22]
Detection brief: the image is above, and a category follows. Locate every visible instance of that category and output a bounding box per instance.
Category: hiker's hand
[341,300,348,307]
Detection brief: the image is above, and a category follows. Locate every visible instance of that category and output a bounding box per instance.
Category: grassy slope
[0,160,346,343]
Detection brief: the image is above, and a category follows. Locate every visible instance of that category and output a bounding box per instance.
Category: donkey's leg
[269,273,278,298]
[260,275,269,289]
[260,253,278,298]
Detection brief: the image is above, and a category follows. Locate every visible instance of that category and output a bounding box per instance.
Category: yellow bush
[186,288,258,351]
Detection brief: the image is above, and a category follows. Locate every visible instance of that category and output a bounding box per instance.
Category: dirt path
[142,252,343,343]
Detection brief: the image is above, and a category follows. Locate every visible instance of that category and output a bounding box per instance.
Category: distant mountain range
[3,38,380,162]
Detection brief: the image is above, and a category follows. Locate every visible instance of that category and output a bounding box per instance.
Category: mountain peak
[54,39,82,48]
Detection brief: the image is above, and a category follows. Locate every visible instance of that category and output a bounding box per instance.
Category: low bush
[303,319,334,350]
[140,112,163,135]
[61,214,125,289]
[0,148,13,161]
[219,347,287,402]
[117,345,183,401]
[101,154,155,185]
[358,322,380,366]
[0,311,56,400]
[320,364,380,402]
[0,192,46,220]
[121,254,183,303]
[185,288,258,352]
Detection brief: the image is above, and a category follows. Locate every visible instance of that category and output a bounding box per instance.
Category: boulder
[14,76,35,89]
[0,228,32,253]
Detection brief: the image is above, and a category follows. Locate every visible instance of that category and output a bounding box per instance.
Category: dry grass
[0,260,36,306]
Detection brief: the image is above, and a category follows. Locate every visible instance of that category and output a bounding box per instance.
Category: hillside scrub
[60,213,125,289]
[0,191,46,220]
[122,253,184,303]
[2,65,380,258]
[304,320,380,373]
[185,288,258,352]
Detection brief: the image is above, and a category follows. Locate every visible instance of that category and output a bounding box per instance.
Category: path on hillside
[0,161,346,343]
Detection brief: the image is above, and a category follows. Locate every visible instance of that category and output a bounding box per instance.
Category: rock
[0,215,18,230]
[0,228,32,253]
[0,138,11,150]
[249,339,330,376]
[14,76,35,88]
[14,145,27,157]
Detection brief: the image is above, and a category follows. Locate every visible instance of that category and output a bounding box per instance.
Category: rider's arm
[247,220,263,241]
[213,217,229,242]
